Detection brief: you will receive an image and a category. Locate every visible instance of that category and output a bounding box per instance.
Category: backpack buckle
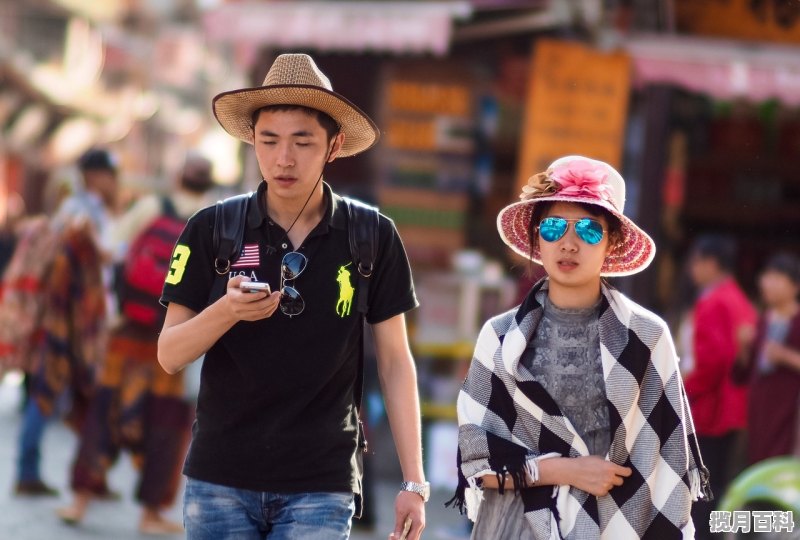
[214,258,230,275]
[357,262,373,278]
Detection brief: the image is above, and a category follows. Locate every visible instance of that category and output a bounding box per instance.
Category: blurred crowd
[0,147,217,535]
[675,235,800,539]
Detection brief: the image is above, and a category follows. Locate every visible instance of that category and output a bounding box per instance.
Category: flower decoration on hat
[520,171,559,200]
[520,160,613,205]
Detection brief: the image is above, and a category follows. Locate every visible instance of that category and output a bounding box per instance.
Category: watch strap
[400,480,430,502]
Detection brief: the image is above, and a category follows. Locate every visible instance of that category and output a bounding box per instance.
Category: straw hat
[497,155,656,277]
[212,54,379,157]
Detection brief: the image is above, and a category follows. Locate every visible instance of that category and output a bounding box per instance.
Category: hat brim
[213,84,380,157]
[497,195,656,277]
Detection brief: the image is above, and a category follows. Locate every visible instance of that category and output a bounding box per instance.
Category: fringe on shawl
[445,446,530,520]
[690,465,714,501]
[444,447,469,514]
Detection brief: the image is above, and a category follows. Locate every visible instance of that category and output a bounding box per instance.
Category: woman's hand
[564,456,632,497]
[479,455,632,497]
[225,275,281,321]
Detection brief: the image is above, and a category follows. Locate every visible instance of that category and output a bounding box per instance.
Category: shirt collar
[247,181,348,231]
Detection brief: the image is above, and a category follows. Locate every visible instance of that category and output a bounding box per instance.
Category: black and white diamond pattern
[455,280,710,539]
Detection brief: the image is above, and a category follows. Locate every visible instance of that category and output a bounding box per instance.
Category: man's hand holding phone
[226,276,279,321]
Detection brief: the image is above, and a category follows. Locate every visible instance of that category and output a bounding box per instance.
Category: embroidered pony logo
[336,263,354,317]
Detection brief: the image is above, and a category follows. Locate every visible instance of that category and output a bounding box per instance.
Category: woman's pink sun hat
[497,155,656,277]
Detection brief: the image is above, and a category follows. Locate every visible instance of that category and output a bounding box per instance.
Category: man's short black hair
[78,148,117,172]
[691,233,737,273]
[251,105,340,141]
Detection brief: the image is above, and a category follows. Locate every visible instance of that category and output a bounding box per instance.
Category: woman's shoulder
[481,305,522,338]
[606,288,671,333]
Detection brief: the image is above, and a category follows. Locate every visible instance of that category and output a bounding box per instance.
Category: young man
[157,54,427,540]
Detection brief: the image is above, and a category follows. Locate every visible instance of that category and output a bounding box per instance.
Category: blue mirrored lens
[575,219,604,245]
[538,217,568,242]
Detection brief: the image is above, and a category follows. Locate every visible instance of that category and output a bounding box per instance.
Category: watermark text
[709,510,795,533]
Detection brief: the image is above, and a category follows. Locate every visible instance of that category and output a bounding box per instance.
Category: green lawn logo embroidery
[336,263,354,317]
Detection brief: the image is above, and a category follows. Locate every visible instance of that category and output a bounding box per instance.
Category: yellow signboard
[516,39,631,193]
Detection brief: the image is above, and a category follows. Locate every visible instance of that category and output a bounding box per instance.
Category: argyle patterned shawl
[450,279,711,539]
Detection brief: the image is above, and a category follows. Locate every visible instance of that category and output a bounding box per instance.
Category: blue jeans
[17,398,51,482]
[184,477,355,540]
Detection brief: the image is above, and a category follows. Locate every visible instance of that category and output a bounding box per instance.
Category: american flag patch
[231,243,260,268]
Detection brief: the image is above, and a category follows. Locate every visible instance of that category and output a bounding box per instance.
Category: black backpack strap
[343,196,379,520]
[212,193,251,275]
[344,197,379,317]
[343,196,379,414]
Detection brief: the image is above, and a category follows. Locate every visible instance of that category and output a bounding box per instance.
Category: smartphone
[239,281,271,294]
[399,517,412,540]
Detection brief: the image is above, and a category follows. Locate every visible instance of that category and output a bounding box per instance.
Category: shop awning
[203,1,473,56]
[625,34,800,106]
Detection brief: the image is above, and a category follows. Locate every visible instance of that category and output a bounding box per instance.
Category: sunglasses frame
[280,251,307,317]
[536,217,607,245]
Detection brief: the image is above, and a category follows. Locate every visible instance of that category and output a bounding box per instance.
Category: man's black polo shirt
[161,181,418,493]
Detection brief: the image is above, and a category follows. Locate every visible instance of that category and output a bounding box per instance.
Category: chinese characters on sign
[709,510,795,533]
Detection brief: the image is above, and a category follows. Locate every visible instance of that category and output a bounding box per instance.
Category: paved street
[0,373,471,540]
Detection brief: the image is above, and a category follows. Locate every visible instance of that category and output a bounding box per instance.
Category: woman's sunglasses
[537,217,606,245]
[280,251,307,317]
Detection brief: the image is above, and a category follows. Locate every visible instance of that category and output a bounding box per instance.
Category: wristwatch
[400,481,431,503]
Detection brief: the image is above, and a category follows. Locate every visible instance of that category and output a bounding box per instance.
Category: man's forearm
[158,299,236,374]
[379,355,425,482]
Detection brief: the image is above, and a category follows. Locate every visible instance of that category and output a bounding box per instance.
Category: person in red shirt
[685,234,757,540]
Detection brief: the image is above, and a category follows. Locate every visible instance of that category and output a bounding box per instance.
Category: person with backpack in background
[157,53,427,540]
[56,153,216,535]
[11,149,118,498]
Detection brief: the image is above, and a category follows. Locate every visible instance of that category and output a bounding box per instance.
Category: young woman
[450,156,711,539]
[743,252,800,465]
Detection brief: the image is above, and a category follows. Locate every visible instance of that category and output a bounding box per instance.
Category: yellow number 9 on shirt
[165,245,191,285]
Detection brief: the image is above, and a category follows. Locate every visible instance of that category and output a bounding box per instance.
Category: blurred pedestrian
[56,153,216,535]
[0,191,33,379]
[739,252,800,464]
[451,156,710,538]
[13,148,118,497]
[52,148,120,256]
[0,191,25,277]
[157,53,427,540]
[108,152,216,265]
[684,233,757,540]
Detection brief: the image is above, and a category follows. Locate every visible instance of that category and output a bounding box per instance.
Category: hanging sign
[516,39,631,193]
